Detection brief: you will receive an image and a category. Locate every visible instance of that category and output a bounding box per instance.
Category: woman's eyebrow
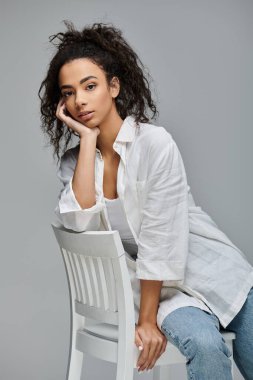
[60,75,98,90]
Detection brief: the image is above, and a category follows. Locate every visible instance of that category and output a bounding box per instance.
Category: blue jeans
[160,287,253,380]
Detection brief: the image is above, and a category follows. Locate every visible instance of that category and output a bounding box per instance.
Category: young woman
[39,21,253,378]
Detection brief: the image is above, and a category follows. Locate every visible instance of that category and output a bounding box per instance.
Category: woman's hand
[56,98,100,138]
[135,322,167,372]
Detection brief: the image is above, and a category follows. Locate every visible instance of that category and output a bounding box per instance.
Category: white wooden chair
[51,222,236,380]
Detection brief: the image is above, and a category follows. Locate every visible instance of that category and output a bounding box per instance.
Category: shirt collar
[114,115,138,143]
[95,115,137,155]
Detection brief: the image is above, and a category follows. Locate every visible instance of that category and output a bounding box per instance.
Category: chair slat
[87,257,100,307]
[94,257,109,310]
[75,254,87,303]
[101,258,117,311]
[76,254,88,304]
[79,255,94,306]
[62,248,78,300]
[68,250,82,302]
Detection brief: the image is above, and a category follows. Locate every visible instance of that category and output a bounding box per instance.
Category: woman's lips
[79,111,94,121]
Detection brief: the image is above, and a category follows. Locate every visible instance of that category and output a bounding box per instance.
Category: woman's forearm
[72,135,97,209]
[138,279,163,325]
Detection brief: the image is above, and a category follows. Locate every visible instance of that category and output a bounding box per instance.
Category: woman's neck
[96,111,123,160]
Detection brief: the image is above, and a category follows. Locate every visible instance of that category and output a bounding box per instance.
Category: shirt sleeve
[54,148,105,232]
[136,128,189,283]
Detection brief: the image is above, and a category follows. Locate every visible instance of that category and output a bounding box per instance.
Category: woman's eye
[86,84,96,90]
[62,91,73,98]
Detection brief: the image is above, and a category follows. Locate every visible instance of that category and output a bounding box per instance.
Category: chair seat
[83,318,235,342]
[78,319,185,365]
[79,318,236,367]
[82,318,236,345]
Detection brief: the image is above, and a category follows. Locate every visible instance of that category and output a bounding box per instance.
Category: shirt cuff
[56,177,105,232]
[135,258,185,281]
[58,176,102,213]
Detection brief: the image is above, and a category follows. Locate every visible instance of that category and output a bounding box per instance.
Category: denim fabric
[161,287,253,380]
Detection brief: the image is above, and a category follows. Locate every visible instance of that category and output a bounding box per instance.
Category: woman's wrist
[79,131,98,142]
[137,317,158,326]
[138,279,163,326]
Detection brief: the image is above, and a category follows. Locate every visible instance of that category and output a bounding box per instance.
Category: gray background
[1,0,252,379]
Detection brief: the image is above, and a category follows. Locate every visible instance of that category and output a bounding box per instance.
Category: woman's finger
[58,100,67,119]
[135,328,144,351]
[148,336,167,370]
[56,100,77,133]
[146,341,162,370]
[56,98,65,120]
[144,339,160,370]
[137,340,150,371]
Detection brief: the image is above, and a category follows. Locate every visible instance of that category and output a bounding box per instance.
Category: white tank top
[104,196,137,260]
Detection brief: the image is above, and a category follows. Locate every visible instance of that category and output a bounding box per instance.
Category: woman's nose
[75,91,87,108]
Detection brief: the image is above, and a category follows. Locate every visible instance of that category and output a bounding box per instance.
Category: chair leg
[116,351,134,380]
[66,347,84,380]
[153,365,171,380]
[66,312,85,380]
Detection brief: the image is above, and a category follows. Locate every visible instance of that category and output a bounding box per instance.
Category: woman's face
[58,58,120,126]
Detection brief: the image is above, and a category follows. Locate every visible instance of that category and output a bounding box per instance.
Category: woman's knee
[161,307,232,359]
[162,322,232,361]
[179,329,232,360]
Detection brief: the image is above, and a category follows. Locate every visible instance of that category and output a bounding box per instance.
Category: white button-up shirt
[54,115,253,329]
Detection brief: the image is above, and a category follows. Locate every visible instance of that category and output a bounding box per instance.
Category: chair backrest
[51,223,135,327]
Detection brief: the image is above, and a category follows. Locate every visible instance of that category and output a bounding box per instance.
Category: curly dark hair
[38,20,159,163]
